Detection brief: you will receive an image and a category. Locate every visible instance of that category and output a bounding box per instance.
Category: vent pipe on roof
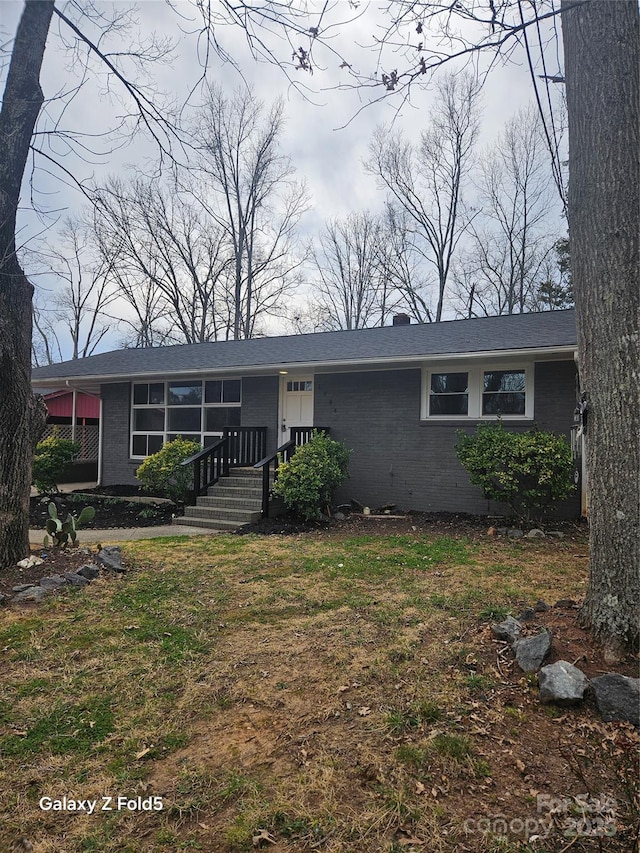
[392,313,411,326]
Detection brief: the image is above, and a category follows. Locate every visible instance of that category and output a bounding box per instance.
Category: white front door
[281,376,314,441]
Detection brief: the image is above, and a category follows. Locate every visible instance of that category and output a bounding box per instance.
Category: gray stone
[496,527,508,536]
[507,528,524,539]
[526,528,546,539]
[64,572,90,587]
[534,599,550,612]
[39,575,69,589]
[491,615,522,645]
[12,584,32,592]
[97,545,125,572]
[539,660,588,705]
[591,674,640,726]
[77,564,100,580]
[547,530,565,539]
[554,599,578,609]
[14,586,50,602]
[513,629,552,672]
[519,608,537,622]
[333,512,346,522]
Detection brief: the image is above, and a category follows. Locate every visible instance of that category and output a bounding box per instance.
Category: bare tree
[455,106,558,317]
[93,177,233,345]
[30,219,118,364]
[367,71,482,322]
[380,204,435,323]
[309,211,394,330]
[195,87,309,339]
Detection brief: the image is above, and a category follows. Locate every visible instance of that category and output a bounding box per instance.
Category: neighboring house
[33,387,101,480]
[31,309,580,517]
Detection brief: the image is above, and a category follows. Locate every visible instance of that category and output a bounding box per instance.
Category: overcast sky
[1,1,565,356]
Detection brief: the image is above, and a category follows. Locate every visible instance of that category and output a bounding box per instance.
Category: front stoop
[173,468,265,532]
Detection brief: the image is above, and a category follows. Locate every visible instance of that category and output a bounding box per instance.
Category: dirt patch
[29,491,181,531]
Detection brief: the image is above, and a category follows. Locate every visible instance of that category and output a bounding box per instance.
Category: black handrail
[253,427,330,518]
[181,426,267,498]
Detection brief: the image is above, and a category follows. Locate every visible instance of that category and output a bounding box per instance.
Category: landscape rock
[526,528,546,539]
[518,608,537,622]
[96,546,125,572]
[496,527,508,536]
[12,584,32,593]
[491,615,522,645]
[14,586,50,602]
[77,564,100,580]
[16,556,44,569]
[546,530,565,539]
[538,660,588,705]
[64,572,90,587]
[507,528,524,539]
[554,599,578,609]
[333,512,346,522]
[591,674,640,726]
[513,629,552,672]
[534,599,550,612]
[39,575,69,589]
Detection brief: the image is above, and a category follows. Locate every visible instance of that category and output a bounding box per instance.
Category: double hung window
[425,365,531,419]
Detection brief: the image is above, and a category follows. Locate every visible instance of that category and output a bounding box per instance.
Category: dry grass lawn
[0,525,637,853]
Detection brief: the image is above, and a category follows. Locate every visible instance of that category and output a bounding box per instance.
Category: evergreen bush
[455,421,575,523]
[135,436,202,502]
[32,432,80,494]
[273,431,350,520]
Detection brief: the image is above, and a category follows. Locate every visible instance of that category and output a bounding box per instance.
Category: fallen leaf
[358,706,371,716]
[252,828,276,847]
[516,759,526,773]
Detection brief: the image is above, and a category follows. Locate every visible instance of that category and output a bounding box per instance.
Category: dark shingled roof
[32,309,576,383]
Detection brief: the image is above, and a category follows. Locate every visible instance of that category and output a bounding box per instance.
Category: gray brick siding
[99,361,580,517]
[100,382,138,485]
[314,360,580,517]
[100,376,281,487]
[240,375,279,455]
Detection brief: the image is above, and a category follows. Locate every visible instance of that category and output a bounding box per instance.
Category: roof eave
[31,344,577,387]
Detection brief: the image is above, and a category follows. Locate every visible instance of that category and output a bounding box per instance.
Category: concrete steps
[173,467,266,532]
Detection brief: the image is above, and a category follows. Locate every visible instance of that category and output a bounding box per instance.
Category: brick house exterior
[32,310,580,516]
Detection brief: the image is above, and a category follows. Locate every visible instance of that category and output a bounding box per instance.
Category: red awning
[44,390,100,419]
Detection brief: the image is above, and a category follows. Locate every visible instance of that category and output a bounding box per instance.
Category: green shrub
[32,432,80,494]
[135,437,202,502]
[273,431,350,521]
[455,421,575,523]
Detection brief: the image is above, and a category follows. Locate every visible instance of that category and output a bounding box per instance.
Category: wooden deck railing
[182,426,267,498]
[253,427,330,518]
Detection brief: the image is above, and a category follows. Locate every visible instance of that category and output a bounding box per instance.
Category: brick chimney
[392,313,411,326]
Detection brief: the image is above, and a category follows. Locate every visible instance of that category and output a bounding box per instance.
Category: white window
[131,379,242,457]
[423,364,533,420]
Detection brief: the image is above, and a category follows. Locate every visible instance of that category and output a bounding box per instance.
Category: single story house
[31,309,581,518]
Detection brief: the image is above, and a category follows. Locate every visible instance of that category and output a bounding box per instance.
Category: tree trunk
[562,0,640,658]
[0,1,53,568]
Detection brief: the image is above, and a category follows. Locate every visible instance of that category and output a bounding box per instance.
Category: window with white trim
[131,378,242,457]
[424,365,533,419]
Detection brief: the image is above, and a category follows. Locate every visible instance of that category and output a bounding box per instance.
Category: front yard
[0,524,637,852]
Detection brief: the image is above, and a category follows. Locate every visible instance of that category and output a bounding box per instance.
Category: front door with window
[281,376,314,441]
